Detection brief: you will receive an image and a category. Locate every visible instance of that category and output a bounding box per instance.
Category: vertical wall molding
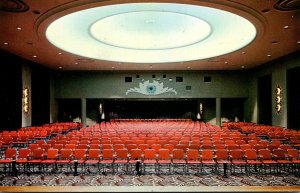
[50,74,58,123]
[272,65,287,127]
[216,98,221,126]
[81,98,86,127]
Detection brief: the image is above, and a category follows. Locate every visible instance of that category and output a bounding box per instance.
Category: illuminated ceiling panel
[46,3,256,64]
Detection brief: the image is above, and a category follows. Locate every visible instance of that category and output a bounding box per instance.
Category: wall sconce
[23,87,29,113]
[99,103,103,114]
[99,103,105,120]
[275,86,282,114]
[197,103,203,120]
[200,103,203,115]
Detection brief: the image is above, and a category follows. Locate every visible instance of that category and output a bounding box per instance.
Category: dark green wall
[54,71,250,99]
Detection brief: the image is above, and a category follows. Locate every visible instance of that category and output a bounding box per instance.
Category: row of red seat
[0,146,299,175]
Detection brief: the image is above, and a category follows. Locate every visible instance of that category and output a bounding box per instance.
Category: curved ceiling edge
[35,0,266,56]
[33,0,111,38]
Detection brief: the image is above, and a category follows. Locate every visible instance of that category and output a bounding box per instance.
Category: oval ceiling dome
[46,3,257,64]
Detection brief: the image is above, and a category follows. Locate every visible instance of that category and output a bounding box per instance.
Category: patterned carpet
[1,172,299,186]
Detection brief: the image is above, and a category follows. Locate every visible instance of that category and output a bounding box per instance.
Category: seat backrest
[18,148,31,159]
[258,149,272,160]
[244,149,258,160]
[130,149,142,160]
[138,144,149,151]
[273,148,285,159]
[135,140,144,145]
[236,140,246,146]
[259,140,269,148]
[36,140,46,146]
[74,149,86,160]
[253,144,264,151]
[225,140,235,145]
[32,148,45,159]
[102,144,113,149]
[175,144,188,152]
[248,140,258,148]
[189,144,200,150]
[202,143,213,149]
[65,144,77,150]
[230,149,244,160]
[77,144,89,149]
[87,149,100,159]
[227,144,239,150]
[201,149,214,160]
[5,148,17,159]
[271,140,281,147]
[186,149,199,161]
[113,144,125,150]
[164,144,175,152]
[158,149,170,159]
[60,149,73,159]
[80,140,89,145]
[115,149,128,159]
[151,144,162,151]
[215,149,228,160]
[29,143,39,151]
[69,140,79,145]
[41,144,52,151]
[279,144,292,152]
[90,140,100,145]
[287,149,299,160]
[146,140,156,146]
[240,144,251,151]
[89,144,100,149]
[46,149,59,159]
[53,144,64,150]
[102,149,114,159]
[172,149,185,159]
[143,149,156,159]
[214,144,226,150]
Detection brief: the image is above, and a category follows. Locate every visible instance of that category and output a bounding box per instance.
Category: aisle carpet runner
[1,173,299,186]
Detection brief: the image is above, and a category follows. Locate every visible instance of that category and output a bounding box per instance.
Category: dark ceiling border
[0,0,29,12]
[274,0,300,11]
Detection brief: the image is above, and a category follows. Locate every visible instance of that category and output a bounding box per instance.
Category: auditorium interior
[0,0,300,192]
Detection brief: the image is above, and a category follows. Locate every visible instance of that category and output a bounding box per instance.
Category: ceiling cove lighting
[46,3,256,63]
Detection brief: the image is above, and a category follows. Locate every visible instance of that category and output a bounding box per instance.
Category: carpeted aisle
[1,173,299,186]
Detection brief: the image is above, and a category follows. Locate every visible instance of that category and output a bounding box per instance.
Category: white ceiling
[0,0,299,71]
